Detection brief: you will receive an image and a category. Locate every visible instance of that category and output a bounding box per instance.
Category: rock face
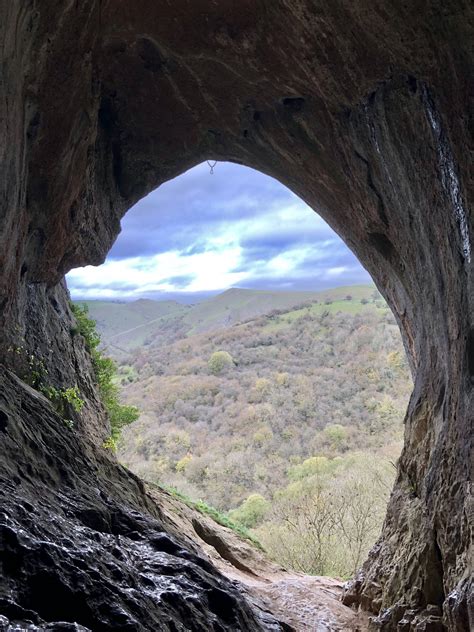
[147,485,370,631]
[0,367,286,631]
[0,1,472,630]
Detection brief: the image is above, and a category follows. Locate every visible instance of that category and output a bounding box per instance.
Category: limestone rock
[0,1,472,630]
[0,367,285,631]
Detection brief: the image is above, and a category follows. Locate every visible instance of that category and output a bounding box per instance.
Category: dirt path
[107,315,166,340]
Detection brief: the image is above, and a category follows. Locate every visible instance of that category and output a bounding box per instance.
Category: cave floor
[225,569,369,632]
[150,485,369,631]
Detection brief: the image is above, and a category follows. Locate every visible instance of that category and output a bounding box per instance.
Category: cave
[0,2,472,631]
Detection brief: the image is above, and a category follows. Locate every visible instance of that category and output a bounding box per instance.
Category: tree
[255,454,395,578]
[229,493,270,528]
[71,303,139,446]
[208,350,234,375]
[323,423,348,450]
[257,477,338,575]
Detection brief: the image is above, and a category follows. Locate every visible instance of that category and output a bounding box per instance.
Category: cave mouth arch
[55,62,470,621]
[67,160,411,582]
[1,3,471,629]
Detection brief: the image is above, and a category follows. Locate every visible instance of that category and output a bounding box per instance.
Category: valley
[81,285,412,579]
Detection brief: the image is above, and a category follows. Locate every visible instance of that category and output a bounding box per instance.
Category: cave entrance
[68,161,411,580]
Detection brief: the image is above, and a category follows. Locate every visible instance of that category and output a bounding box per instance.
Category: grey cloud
[68,162,370,298]
[108,162,292,259]
[161,274,196,289]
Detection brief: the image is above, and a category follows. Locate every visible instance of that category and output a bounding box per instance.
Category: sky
[67,162,370,302]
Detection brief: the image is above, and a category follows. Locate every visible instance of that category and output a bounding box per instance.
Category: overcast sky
[67,162,370,302]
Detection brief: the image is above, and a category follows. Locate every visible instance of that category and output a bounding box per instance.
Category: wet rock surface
[0,1,473,630]
[147,484,369,631]
[0,368,285,631]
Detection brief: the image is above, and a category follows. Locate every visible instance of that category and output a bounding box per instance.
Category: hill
[181,285,376,334]
[79,298,190,354]
[78,284,379,355]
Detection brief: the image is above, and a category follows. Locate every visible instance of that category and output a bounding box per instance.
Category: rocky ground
[151,485,369,632]
[0,368,285,631]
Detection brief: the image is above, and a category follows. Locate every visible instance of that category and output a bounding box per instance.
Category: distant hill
[78,299,189,353]
[77,284,379,356]
[181,286,375,335]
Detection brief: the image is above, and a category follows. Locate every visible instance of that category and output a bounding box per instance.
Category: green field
[262,295,387,332]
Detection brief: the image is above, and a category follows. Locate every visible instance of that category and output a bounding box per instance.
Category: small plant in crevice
[7,343,48,389]
[103,436,117,451]
[70,302,139,449]
[40,385,84,421]
[8,344,81,427]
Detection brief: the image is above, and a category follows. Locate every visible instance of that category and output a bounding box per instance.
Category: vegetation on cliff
[71,303,139,447]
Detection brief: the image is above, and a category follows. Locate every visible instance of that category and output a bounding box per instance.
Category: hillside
[80,298,190,355]
[97,286,413,578]
[181,286,375,334]
[80,284,379,355]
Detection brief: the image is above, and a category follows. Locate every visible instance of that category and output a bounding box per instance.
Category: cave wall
[0,1,472,630]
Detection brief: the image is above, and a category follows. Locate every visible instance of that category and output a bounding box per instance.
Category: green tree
[229,493,270,528]
[208,350,234,375]
[323,423,348,449]
[255,454,395,578]
[289,456,332,480]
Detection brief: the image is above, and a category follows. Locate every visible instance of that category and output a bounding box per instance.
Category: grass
[262,297,387,332]
[149,481,264,550]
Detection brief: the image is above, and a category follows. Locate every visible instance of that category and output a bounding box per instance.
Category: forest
[84,286,412,578]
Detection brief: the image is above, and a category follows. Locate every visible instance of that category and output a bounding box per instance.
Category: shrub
[40,385,84,426]
[208,350,234,375]
[229,493,270,528]
[71,303,139,445]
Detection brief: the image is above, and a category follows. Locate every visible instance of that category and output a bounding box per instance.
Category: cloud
[67,162,370,299]
[106,162,291,259]
[161,274,197,289]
